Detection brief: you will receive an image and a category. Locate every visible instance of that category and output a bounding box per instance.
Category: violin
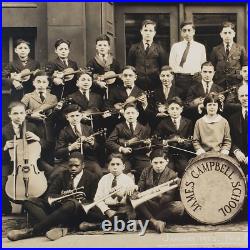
[114,90,154,111]
[81,107,119,119]
[10,69,41,83]
[53,68,84,82]
[5,121,47,202]
[93,71,121,85]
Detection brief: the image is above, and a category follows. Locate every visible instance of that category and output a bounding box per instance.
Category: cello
[5,121,47,203]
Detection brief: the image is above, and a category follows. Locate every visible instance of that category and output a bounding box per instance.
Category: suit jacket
[46,169,99,202]
[45,57,78,99]
[21,91,58,112]
[2,122,45,175]
[210,43,247,85]
[55,124,99,161]
[3,58,40,99]
[138,166,178,203]
[68,90,103,111]
[128,41,167,78]
[229,110,248,155]
[155,116,193,153]
[186,82,223,106]
[106,121,151,161]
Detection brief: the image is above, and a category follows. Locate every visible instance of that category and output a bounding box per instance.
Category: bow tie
[125,86,132,90]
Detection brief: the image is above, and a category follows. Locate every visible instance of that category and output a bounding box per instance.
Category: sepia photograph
[2,1,248,248]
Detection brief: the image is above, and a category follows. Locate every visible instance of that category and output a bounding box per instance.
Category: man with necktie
[7,152,99,241]
[229,85,248,175]
[210,22,248,90]
[128,19,167,91]
[169,20,207,101]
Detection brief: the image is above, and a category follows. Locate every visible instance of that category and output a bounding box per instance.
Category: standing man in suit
[7,152,99,241]
[229,85,248,175]
[3,39,40,101]
[46,39,79,99]
[169,20,206,101]
[127,19,167,91]
[210,21,247,90]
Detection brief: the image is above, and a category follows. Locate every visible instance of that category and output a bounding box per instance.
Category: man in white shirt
[169,20,206,100]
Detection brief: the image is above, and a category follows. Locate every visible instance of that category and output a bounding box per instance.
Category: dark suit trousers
[136,200,184,222]
[23,198,103,234]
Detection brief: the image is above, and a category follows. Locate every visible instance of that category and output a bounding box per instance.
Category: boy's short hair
[15,39,31,48]
[76,70,93,80]
[55,38,71,49]
[221,21,235,32]
[63,104,81,115]
[123,102,138,112]
[33,70,48,78]
[167,96,183,107]
[122,65,137,74]
[180,20,195,30]
[141,19,157,30]
[96,34,110,45]
[150,148,169,161]
[201,61,214,70]
[107,153,125,164]
[160,65,174,74]
[69,151,84,163]
[8,101,26,113]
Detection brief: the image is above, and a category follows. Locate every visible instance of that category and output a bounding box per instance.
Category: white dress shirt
[201,80,213,94]
[242,107,248,119]
[12,122,21,138]
[72,170,84,188]
[142,40,153,50]
[80,89,90,100]
[70,123,82,136]
[171,116,181,130]
[223,42,234,52]
[169,40,206,74]
[94,173,135,214]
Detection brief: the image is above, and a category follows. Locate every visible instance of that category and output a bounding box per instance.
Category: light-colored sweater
[193,114,231,153]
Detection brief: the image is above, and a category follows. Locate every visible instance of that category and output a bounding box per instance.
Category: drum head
[180,152,246,225]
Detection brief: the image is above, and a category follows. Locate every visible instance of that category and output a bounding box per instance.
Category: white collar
[36,90,46,95]
[242,107,248,116]
[224,42,233,49]
[163,83,172,89]
[143,40,153,47]
[80,89,90,95]
[202,80,213,86]
[202,114,222,123]
[12,121,21,129]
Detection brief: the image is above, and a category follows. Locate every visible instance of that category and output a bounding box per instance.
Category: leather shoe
[46,227,68,241]
[7,228,34,241]
[79,222,100,231]
[150,219,166,233]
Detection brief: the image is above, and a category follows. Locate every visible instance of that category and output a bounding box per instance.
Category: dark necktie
[245,110,248,123]
[69,174,74,190]
[179,41,190,67]
[173,119,178,130]
[82,91,88,101]
[129,122,134,135]
[111,176,117,199]
[39,92,45,103]
[226,44,230,57]
[145,43,150,54]
[73,125,82,138]
[205,83,210,95]
[62,59,68,67]
[15,125,22,139]
[102,55,106,65]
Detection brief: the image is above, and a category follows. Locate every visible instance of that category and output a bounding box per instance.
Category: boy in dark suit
[46,39,78,99]
[3,39,40,101]
[2,102,51,215]
[210,22,247,90]
[7,152,99,241]
[55,104,103,178]
[106,103,151,182]
[127,19,167,91]
[155,97,193,177]
[87,34,122,98]
[135,149,184,233]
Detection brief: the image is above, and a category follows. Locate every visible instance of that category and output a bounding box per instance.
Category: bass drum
[180,152,246,225]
